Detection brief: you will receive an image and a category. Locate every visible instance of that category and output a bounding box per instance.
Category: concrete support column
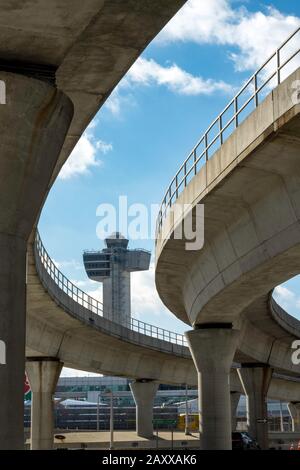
[0,72,73,449]
[185,326,240,450]
[0,234,27,449]
[231,392,241,431]
[287,402,300,432]
[130,380,159,438]
[238,364,273,449]
[26,358,63,450]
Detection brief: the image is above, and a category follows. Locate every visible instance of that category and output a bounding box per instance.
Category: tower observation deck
[83,233,151,326]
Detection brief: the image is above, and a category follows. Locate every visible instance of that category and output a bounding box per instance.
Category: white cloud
[60,367,99,378]
[58,122,112,179]
[159,0,234,45]
[158,0,300,73]
[127,57,233,96]
[53,259,83,271]
[104,85,137,117]
[274,285,295,302]
[104,56,233,116]
[272,282,300,322]
[102,2,300,117]
[131,262,174,320]
[86,285,103,303]
[71,279,97,289]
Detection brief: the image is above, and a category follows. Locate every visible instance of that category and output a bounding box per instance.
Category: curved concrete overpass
[25,230,300,448]
[24,229,300,447]
[0,4,299,450]
[155,68,300,373]
[156,67,300,329]
[26,232,300,390]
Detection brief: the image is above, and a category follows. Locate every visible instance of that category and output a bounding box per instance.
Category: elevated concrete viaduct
[22,33,300,450]
[0,0,187,449]
[24,231,300,449]
[0,2,299,451]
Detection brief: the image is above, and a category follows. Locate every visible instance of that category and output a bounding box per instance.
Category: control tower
[83,233,151,326]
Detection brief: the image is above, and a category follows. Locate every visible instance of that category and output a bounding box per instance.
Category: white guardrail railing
[34,231,188,349]
[156,26,300,234]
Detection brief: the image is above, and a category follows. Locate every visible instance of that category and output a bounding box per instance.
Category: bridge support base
[130,380,159,439]
[287,402,300,432]
[26,358,63,450]
[231,391,241,432]
[0,234,27,449]
[185,326,240,450]
[0,71,73,449]
[238,364,273,449]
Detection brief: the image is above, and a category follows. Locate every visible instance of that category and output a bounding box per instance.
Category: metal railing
[34,231,187,348]
[156,26,300,234]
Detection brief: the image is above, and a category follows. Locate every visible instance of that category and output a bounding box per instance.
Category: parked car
[232,432,260,450]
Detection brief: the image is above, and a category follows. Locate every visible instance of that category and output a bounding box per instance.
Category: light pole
[185,384,190,436]
[97,393,101,432]
[279,400,284,432]
[103,389,114,450]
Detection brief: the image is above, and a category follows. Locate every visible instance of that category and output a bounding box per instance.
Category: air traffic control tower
[83,233,151,326]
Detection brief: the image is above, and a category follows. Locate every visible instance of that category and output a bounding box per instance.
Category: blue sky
[38,1,300,376]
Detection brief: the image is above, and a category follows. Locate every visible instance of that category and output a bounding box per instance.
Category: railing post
[219,115,223,145]
[276,48,280,85]
[204,133,208,161]
[194,149,197,175]
[234,97,238,128]
[254,74,258,107]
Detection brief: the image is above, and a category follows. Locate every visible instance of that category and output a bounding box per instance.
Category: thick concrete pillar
[237,364,273,449]
[26,358,63,450]
[231,392,241,431]
[130,380,159,438]
[185,326,240,450]
[287,402,300,432]
[0,71,73,449]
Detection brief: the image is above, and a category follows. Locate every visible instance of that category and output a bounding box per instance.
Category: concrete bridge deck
[26,230,300,400]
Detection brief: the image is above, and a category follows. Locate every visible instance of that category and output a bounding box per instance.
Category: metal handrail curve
[34,231,187,348]
[156,26,300,235]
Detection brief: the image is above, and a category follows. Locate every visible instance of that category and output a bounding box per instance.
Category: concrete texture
[238,365,273,449]
[186,327,240,450]
[156,68,300,329]
[0,72,73,450]
[26,358,63,450]
[130,380,159,438]
[0,0,187,189]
